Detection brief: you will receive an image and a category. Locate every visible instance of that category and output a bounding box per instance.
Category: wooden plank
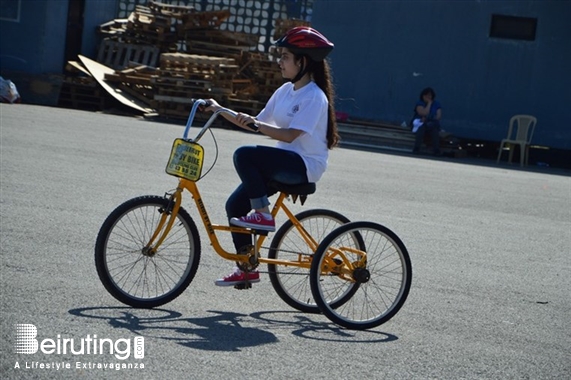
[274,18,311,39]
[148,0,195,18]
[78,55,154,113]
[153,94,194,104]
[160,52,235,66]
[97,40,160,69]
[65,61,92,77]
[117,83,153,105]
[337,125,415,143]
[180,9,231,29]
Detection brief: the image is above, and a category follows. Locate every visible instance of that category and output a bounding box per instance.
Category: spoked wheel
[267,209,358,313]
[95,195,201,308]
[310,221,412,330]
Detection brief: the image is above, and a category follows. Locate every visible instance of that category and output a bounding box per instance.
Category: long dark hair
[296,55,340,149]
[419,87,436,100]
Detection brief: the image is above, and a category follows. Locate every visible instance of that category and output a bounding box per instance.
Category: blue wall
[1,0,569,150]
[312,0,570,150]
[82,0,120,58]
[0,0,118,74]
[0,0,68,74]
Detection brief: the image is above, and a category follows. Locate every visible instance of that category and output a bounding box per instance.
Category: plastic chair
[496,115,537,167]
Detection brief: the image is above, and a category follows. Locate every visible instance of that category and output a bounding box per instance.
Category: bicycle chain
[237,245,315,275]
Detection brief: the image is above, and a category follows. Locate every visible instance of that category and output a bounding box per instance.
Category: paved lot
[1,104,570,379]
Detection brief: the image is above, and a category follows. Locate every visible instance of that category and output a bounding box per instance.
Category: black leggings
[226,145,308,251]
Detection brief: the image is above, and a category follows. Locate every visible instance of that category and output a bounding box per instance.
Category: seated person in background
[411,87,442,155]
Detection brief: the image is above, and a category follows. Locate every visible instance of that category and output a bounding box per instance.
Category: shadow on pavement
[69,306,396,351]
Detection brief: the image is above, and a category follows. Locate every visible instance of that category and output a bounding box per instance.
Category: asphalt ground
[1,104,570,379]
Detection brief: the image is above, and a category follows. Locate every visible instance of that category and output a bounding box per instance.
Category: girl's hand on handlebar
[203,98,220,112]
[200,99,258,132]
[235,113,257,131]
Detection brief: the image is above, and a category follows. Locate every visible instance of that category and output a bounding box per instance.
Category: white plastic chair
[496,115,537,167]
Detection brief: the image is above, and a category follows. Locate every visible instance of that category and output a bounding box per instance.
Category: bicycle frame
[144,100,328,270]
[95,100,411,329]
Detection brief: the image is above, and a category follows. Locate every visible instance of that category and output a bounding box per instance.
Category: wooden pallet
[147,0,195,18]
[180,9,231,29]
[159,53,239,86]
[338,120,465,156]
[183,29,259,47]
[226,97,265,115]
[81,15,316,119]
[120,7,178,51]
[274,18,311,39]
[160,52,235,66]
[115,82,154,105]
[98,19,128,37]
[105,73,154,86]
[97,40,160,70]
[131,6,171,29]
[58,79,110,111]
[185,40,253,58]
[154,80,211,94]
[123,26,176,42]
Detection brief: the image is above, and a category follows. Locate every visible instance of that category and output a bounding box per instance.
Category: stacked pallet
[150,53,241,118]
[240,52,283,99]
[184,29,259,58]
[98,1,197,53]
[179,9,231,30]
[104,65,157,106]
[120,4,179,51]
[96,40,160,70]
[58,62,115,111]
[273,18,311,39]
[98,19,129,38]
[147,0,197,18]
[58,76,111,111]
[61,1,311,119]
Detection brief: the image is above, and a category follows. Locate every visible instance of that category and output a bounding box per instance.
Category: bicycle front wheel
[267,209,353,313]
[310,221,412,330]
[95,195,201,308]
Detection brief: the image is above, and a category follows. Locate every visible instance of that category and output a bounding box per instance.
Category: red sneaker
[230,211,275,232]
[215,267,260,287]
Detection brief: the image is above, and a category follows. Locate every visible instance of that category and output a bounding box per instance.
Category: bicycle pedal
[233,282,252,290]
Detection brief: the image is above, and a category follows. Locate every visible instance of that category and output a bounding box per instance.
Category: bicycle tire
[310,221,412,330]
[95,195,201,308]
[267,209,358,313]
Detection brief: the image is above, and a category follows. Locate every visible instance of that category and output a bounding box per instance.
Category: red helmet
[275,26,334,62]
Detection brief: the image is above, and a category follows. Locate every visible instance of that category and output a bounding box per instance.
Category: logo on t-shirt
[288,104,300,117]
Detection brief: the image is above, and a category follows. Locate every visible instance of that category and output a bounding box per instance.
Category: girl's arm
[235,112,303,143]
[255,120,303,143]
[205,99,303,143]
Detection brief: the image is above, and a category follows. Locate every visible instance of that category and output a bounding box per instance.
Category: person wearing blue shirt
[411,87,442,155]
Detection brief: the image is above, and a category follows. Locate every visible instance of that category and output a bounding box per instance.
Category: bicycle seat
[269,181,316,206]
[269,181,316,196]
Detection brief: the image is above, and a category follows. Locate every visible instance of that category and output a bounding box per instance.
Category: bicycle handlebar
[183,99,256,142]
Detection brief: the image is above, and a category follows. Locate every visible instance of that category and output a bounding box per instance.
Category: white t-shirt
[256,81,329,183]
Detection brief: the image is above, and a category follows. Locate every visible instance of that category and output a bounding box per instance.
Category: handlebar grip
[247,122,259,132]
[193,99,212,111]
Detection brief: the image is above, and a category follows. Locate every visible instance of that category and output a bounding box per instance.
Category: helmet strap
[290,56,312,84]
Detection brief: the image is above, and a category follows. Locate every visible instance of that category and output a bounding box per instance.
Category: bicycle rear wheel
[310,221,412,330]
[267,209,356,313]
[95,195,201,308]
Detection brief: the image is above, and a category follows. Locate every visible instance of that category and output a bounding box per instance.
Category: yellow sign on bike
[165,139,204,181]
